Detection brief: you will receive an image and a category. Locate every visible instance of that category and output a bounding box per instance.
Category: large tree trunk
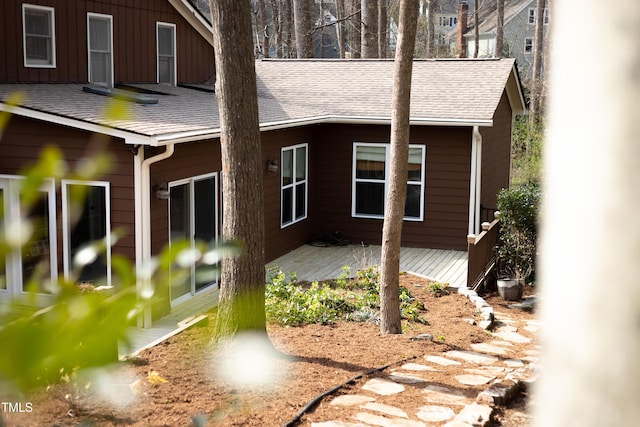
[426,0,435,58]
[270,0,281,58]
[348,0,362,58]
[282,0,294,57]
[378,0,388,57]
[257,0,270,58]
[209,0,266,340]
[336,0,346,58]
[361,0,379,57]
[529,0,546,121]
[379,0,419,335]
[536,0,640,425]
[473,0,479,58]
[293,0,314,57]
[495,0,504,58]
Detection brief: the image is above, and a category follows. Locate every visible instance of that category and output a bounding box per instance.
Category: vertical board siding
[312,124,473,252]
[480,91,513,213]
[0,0,214,84]
[0,114,136,271]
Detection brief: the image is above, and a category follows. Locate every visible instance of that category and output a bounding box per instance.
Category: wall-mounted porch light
[153,182,170,200]
[267,159,279,173]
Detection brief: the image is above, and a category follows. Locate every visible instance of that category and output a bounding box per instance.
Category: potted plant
[495,184,539,301]
[496,228,534,300]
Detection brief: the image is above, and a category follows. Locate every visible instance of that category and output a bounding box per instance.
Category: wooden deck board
[269,244,468,288]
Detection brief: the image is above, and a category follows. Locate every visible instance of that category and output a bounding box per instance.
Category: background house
[0,0,525,325]
[451,0,549,82]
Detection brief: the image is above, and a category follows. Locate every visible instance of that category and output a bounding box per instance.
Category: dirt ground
[2,274,536,427]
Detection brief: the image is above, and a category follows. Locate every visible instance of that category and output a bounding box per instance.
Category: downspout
[468,129,478,236]
[135,143,175,328]
[473,126,483,234]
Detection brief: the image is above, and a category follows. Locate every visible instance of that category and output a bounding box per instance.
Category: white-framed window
[168,173,219,306]
[87,13,113,87]
[22,4,56,68]
[62,180,111,286]
[352,143,426,221]
[528,8,549,25]
[157,22,176,85]
[524,37,534,54]
[281,143,308,227]
[0,175,57,302]
[528,8,536,24]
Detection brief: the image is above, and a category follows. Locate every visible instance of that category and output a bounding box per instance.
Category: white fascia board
[152,115,493,145]
[167,0,213,47]
[259,115,492,130]
[1,103,152,145]
[506,64,527,115]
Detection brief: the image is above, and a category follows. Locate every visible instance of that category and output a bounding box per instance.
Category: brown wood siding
[0,114,136,275]
[261,127,318,262]
[0,0,214,84]
[148,141,222,256]
[480,91,513,217]
[312,124,472,252]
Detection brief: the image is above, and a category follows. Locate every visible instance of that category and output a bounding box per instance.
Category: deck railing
[466,214,500,290]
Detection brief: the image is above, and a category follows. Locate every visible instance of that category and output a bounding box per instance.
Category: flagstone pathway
[304,288,540,427]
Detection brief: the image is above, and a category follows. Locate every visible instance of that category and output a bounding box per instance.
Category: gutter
[134,143,175,328]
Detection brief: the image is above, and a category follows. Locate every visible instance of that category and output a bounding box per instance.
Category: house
[452,0,550,82]
[0,1,525,326]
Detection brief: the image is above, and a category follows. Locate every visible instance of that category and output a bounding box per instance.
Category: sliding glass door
[169,173,218,305]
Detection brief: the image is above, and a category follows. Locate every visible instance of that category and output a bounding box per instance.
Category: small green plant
[265,265,428,326]
[334,265,351,289]
[265,267,357,326]
[428,281,450,297]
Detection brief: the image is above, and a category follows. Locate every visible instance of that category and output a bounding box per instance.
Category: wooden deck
[123,244,467,356]
[268,244,468,288]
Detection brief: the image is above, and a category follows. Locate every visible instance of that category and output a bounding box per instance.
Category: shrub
[265,266,427,326]
[496,183,540,281]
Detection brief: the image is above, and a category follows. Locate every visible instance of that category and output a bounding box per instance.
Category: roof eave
[505,64,527,115]
[167,0,213,47]
[1,103,153,145]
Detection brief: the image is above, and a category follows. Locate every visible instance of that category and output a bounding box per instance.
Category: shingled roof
[0,58,524,146]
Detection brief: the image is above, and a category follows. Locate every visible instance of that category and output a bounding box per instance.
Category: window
[529,8,549,25]
[0,176,57,302]
[87,13,113,87]
[62,180,111,286]
[157,22,176,85]
[528,8,536,24]
[22,4,56,67]
[352,143,425,221]
[281,143,308,227]
[524,37,534,54]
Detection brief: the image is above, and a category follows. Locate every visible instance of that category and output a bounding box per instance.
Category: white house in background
[450,0,549,82]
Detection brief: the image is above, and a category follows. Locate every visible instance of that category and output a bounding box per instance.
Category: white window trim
[22,4,56,68]
[156,22,177,86]
[87,12,114,87]
[168,172,219,306]
[280,143,308,228]
[528,8,536,25]
[61,179,111,286]
[543,8,549,25]
[351,142,426,222]
[0,175,57,302]
[524,37,534,54]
